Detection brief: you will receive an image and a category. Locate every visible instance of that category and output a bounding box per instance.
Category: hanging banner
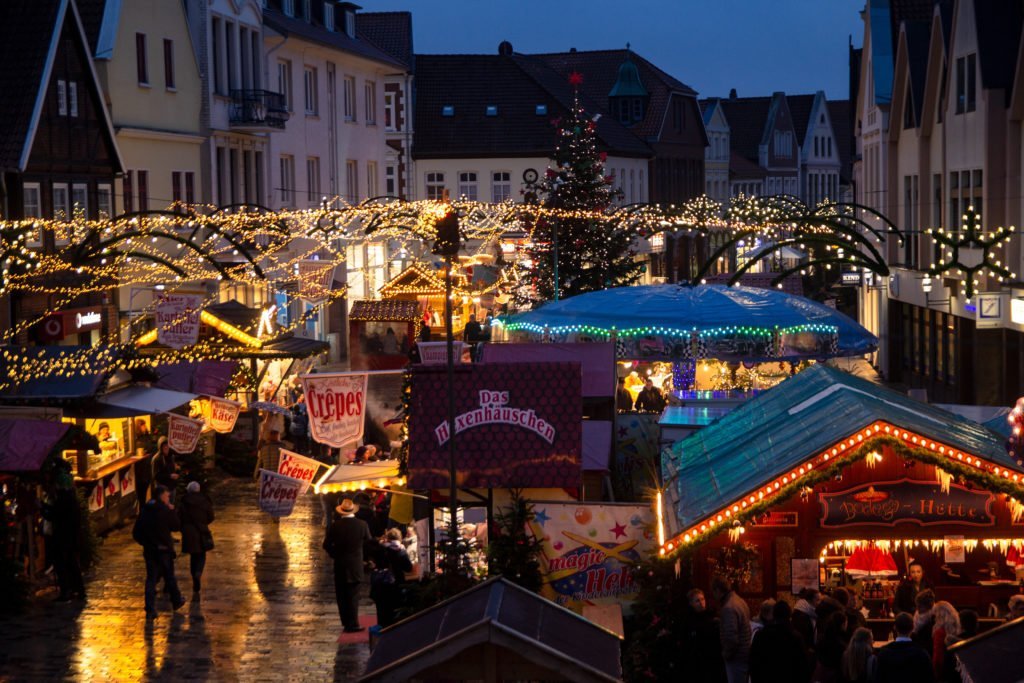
[155,294,203,349]
[203,396,242,434]
[257,469,304,517]
[277,448,321,494]
[301,372,368,448]
[819,479,995,528]
[105,471,120,499]
[297,260,337,303]
[528,502,655,614]
[167,413,204,454]
[120,465,136,496]
[88,483,105,512]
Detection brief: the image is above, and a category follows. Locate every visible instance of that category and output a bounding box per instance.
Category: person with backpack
[369,528,413,628]
[178,481,214,602]
[134,484,185,618]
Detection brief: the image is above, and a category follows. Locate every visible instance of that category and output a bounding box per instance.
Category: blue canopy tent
[659,364,1023,552]
[500,284,877,362]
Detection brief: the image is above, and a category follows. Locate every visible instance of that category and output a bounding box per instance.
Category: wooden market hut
[378,264,471,335]
[659,364,1024,625]
[359,577,623,683]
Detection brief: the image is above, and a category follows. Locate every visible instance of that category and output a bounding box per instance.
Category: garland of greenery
[664,434,1024,559]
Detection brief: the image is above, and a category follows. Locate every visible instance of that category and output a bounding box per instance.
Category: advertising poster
[945,536,966,564]
[167,413,204,454]
[257,469,304,517]
[408,363,582,489]
[527,502,654,614]
[301,372,368,448]
[297,259,337,303]
[203,396,242,434]
[277,449,321,494]
[155,294,203,349]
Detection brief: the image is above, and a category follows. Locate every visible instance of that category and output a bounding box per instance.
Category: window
[302,0,311,21]
[485,105,497,116]
[442,105,454,117]
[23,182,42,245]
[163,39,175,90]
[364,81,376,124]
[949,168,982,233]
[212,18,222,94]
[53,183,70,221]
[536,104,548,115]
[343,76,355,121]
[136,33,148,85]
[279,155,295,205]
[306,157,320,202]
[425,172,445,200]
[346,160,358,202]
[56,80,67,115]
[458,172,478,200]
[278,60,292,111]
[184,171,195,204]
[137,170,148,210]
[903,175,919,268]
[123,171,134,213]
[955,55,977,114]
[384,91,397,131]
[324,3,335,30]
[283,0,294,16]
[385,165,397,196]
[492,172,511,202]
[366,161,378,198]
[172,171,182,203]
[68,82,78,117]
[71,183,88,219]
[304,66,317,115]
[827,137,832,158]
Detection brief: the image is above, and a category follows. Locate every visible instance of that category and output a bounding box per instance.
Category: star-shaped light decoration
[925,206,1017,301]
[568,71,584,87]
[610,522,627,539]
[533,508,550,527]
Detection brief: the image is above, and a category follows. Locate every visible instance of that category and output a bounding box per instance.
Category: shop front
[660,364,1024,627]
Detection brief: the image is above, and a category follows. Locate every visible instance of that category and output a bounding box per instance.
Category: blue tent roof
[662,364,1019,533]
[502,284,877,359]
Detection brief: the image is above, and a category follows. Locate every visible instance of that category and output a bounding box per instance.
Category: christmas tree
[486,490,544,592]
[519,73,643,305]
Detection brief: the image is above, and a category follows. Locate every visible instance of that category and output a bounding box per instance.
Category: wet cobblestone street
[0,477,372,682]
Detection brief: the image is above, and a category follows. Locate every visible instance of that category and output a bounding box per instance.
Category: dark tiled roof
[719,96,771,162]
[412,54,651,159]
[828,100,853,183]
[0,0,62,172]
[263,8,406,70]
[903,21,931,126]
[974,0,1024,95]
[787,93,816,141]
[355,12,413,69]
[349,299,420,322]
[729,150,766,180]
[75,0,106,55]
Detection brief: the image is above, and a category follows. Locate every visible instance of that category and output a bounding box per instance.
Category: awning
[96,386,198,417]
[314,459,405,494]
[0,420,70,472]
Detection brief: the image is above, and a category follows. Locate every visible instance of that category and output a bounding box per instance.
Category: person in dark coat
[323,497,373,632]
[895,561,933,615]
[876,612,934,683]
[634,379,666,413]
[463,314,483,343]
[152,437,179,502]
[177,481,214,600]
[135,484,184,618]
[812,610,849,683]
[48,465,86,602]
[369,528,413,628]
[680,588,727,683]
[749,600,811,683]
[616,377,635,411]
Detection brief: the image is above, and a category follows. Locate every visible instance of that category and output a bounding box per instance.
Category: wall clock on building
[523,168,539,184]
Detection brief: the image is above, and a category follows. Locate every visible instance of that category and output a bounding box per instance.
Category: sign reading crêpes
[300,372,368,448]
[819,479,995,528]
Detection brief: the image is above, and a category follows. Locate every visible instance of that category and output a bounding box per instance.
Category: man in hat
[323,498,373,632]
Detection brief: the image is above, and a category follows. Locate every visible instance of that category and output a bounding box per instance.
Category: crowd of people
[674,574,1023,683]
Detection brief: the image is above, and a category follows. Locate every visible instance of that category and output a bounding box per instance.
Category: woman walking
[840,627,877,683]
[178,481,214,601]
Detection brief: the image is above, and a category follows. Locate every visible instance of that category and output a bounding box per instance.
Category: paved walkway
[0,477,373,682]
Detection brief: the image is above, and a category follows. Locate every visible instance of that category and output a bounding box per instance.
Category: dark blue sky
[360,0,864,100]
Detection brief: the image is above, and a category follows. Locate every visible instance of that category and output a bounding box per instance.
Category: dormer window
[324,3,335,30]
[283,0,294,17]
[344,8,355,37]
[536,104,547,115]
[608,50,648,126]
[442,105,454,117]
[486,105,497,116]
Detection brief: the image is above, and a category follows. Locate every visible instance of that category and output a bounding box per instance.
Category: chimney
[729,88,737,100]
[569,47,577,53]
[498,40,513,56]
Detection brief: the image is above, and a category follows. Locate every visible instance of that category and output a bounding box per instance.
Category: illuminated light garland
[503,321,838,339]
[819,538,1023,556]
[924,207,1018,301]
[658,421,1024,558]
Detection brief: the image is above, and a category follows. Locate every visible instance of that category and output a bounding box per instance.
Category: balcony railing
[229,90,289,130]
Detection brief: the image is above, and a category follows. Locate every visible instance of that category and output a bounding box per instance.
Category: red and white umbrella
[845,545,899,578]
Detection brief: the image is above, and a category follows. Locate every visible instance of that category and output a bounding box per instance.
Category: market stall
[659,364,1024,619]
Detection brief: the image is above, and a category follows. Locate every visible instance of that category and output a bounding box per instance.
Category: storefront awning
[662,364,1021,536]
[314,459,404,494]
[0,420,70,471]
[96,386,198,417]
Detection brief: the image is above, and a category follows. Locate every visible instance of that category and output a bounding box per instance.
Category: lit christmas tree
[520,72,643,305]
